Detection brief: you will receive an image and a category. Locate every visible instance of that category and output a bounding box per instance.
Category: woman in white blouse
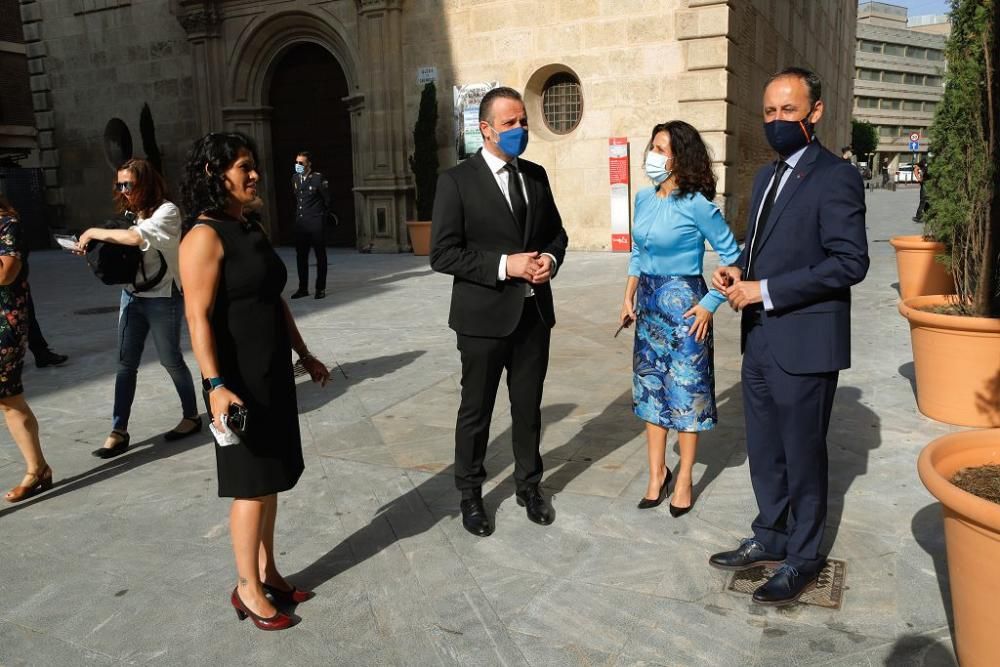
[78,159,200,458]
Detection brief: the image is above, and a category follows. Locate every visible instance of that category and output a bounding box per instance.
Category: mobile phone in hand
[227,402,248,436]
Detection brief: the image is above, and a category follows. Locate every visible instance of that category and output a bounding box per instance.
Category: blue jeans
[112,288,198,431]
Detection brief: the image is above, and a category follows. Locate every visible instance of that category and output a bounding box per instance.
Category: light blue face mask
[644,151,672,184]
[490,124,529,158]
[294,163,306,175]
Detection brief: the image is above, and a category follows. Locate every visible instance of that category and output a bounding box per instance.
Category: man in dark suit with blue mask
[709,67,869,605]
[430,87,568,538]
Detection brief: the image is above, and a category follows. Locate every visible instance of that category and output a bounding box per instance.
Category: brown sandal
[5,465,54,503]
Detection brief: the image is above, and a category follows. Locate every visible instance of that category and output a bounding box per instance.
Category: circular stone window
[541,72,583,135]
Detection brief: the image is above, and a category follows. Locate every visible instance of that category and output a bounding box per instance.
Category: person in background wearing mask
[709,67,869,605]
[619,121,740,516]
[430,86,568,538]
[290,151,332,300]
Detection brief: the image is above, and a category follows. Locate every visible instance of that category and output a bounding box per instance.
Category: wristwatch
[202,376,225,392]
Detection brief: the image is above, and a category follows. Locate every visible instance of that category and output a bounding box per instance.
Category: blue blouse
[627,188,741,312]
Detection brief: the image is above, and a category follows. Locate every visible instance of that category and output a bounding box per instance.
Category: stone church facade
[21,0,856,250]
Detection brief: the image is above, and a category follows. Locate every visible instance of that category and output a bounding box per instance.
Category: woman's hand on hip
[683,304,712,342]
[208,386,242,431]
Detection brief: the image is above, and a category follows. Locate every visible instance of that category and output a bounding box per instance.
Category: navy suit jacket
[738,141,869,374]
[429,150,568,338]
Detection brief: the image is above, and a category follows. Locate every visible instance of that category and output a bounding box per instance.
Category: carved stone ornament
[177,7,222,34]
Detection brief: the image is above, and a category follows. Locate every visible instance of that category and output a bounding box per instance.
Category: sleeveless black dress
[201,217,303,498]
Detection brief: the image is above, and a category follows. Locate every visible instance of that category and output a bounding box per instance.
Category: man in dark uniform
[291,151,332,299]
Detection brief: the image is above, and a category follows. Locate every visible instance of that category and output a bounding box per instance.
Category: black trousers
[454,299,550,497]
[295,228,327,292]
[742,324,838,575]
[26,291,49,357]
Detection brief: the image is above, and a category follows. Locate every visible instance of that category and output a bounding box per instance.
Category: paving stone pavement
[0,187,960,666]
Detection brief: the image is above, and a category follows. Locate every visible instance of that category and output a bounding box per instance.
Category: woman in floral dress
[0,197,52,502]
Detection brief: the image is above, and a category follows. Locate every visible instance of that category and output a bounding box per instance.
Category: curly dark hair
[646,120,716,200]
[180,132,260,224]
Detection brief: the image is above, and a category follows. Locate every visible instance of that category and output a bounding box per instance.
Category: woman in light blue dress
[620,121,741,516]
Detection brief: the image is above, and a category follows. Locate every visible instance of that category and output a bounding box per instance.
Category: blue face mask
[763,106,816,156]
[294,163,306,175]
[490,125,529,158]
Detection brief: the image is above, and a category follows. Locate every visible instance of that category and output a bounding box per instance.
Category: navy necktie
[746,161,789,280]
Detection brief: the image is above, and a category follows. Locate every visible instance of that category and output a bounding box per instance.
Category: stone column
[175,2,225,134]
[354,0,412,252]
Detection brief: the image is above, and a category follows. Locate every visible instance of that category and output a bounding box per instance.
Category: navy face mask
[763,106,816,156]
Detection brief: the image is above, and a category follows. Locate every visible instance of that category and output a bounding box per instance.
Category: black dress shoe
[637,468,673,509]
[92,431,130,459]
[752,564,819,606]
[708,538,785,571]
[669,498,694,518]
[515,486,554,526]
[460,496,493,537]
[314,289,326,299]
[163,416,203,442]
[290,289,309,299]
[34,351,68,368]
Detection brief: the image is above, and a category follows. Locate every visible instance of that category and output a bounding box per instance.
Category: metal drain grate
[727,559,847,609]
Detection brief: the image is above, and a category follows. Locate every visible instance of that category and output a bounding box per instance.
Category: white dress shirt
[130,200,183,298]
[479,149,557,290]
[751,143,809,310]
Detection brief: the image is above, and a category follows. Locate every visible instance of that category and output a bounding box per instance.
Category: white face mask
[644,151,672,184]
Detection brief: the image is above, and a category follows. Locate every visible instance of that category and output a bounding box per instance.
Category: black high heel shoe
[637,468,673,509]
[669,479,695,517]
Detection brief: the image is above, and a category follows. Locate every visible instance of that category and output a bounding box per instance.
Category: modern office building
[854,2,950,174]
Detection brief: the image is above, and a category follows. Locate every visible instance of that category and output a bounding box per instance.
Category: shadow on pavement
[884,634,956,666]
[899,362,917,399]
[296,351,426,413]
[912,502,955,641]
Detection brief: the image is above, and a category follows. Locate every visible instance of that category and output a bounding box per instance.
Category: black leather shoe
[314,289,326,299]
[460,496,493,537]
[163,416,203,442]
[34,350,68,368]
[709,538,785,571]
[752,564,819,606]
[637,468,673,509]
[515,486,554,526]
[92,431,130,459]
[290,289,309,299]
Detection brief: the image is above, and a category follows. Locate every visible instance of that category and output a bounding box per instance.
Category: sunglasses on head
[115,182,134,192]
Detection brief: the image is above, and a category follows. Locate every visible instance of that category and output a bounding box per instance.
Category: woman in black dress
[179,133,330,631]
[0,197,53,503]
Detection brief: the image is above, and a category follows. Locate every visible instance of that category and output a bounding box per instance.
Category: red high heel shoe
[5,466,53,503]
[263,582,316,605]
[230,588,296,631]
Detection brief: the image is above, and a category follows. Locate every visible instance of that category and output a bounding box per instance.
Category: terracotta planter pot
[406,220,432,256]
[889,235,954,300]
[898,295,1000,428]
[917,429,1000,667]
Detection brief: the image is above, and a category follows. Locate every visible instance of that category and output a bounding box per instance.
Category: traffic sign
[909,140,920,151]
[909,132,920,142]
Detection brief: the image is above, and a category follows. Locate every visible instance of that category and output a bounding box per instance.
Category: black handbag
[85,214,167,292]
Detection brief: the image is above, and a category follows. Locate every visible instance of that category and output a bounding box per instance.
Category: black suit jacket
[738,141,870,374]
[430,150,568,338]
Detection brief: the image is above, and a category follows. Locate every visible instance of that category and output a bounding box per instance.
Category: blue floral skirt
[632,274,717,431]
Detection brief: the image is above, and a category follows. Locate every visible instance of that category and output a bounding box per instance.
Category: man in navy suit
[708,67,869,605]
[430,87,568,537]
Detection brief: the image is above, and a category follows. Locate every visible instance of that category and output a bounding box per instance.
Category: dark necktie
[503,162,527,234]
[746,160,789,280]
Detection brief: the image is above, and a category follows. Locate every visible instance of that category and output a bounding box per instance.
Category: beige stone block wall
[402,0,689,251]
[724,0,858,237]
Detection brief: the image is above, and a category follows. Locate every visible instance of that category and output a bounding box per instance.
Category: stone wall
[23,0,196,228]
[723,0,858,235]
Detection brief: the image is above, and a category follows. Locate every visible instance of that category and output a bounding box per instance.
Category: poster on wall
[609,137,631,252]
[453,82,499,160]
